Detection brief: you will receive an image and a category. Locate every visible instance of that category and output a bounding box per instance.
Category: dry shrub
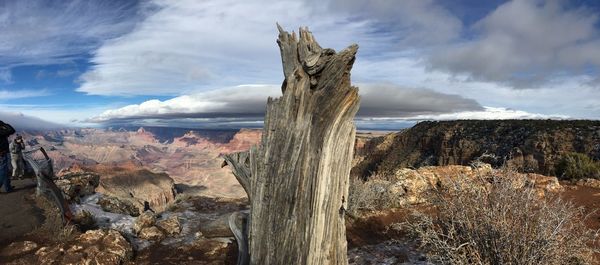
[408,173,598,265]
[348,175,404,215]
[34,195,80,242]
[556,152,600,180]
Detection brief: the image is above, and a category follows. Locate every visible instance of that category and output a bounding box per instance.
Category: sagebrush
[407,172,598,265]
[347,175,404,215]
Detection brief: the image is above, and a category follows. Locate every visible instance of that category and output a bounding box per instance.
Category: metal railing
[22,147,72,224]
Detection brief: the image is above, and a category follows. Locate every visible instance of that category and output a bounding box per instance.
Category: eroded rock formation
[349,164,562,212]
[97,169,176,214]
[55,172,100,203]
[353,120,600,179]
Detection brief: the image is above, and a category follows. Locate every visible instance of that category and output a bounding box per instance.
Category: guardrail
[22,147,72,224]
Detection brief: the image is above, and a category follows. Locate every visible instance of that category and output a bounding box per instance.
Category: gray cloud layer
[430,0,600,87]
[88,84,484,123]
[359,84,483,117]
[0,111,63,131]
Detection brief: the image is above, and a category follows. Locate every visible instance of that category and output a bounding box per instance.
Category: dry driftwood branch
[225,25,359,265]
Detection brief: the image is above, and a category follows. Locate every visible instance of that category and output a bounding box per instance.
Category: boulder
[138,226,165,241]
[133,211,156,235]
[199,214,233,238]
[98,195,140,217]
[34,229,132,265]
[55,172,100,203]
[72,210,97,231]
[193,238,231,257]
[157,215,182,236]
[0,241,39,257]
[576,178,600,189]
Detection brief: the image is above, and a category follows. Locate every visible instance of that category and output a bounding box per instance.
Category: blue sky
[1,0,599,130]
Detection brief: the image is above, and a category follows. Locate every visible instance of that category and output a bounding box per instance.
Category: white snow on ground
[71,193,136,234]
[70,194,231,250]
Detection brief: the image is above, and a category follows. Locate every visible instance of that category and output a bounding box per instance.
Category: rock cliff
[96,169,177,214]
[353,120,600,179]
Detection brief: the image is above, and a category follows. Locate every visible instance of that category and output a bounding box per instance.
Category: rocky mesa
[353,120,600,179]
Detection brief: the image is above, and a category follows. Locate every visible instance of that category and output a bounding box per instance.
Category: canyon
[22,127,262,199]
[2,121,599,264]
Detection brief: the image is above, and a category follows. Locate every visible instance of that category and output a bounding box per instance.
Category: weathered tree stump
[224,25,360,265]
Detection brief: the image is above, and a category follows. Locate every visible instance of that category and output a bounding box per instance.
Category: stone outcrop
[199,214,234,238]
[131,212,181,241]
[97,169,176,213]
[32,229,132,265]
[138,226,165,241]
[353,120,600,179]
[98,195,140,217]
[157,216,182,236]
[575,178,600,189]
[349,164,562,211]
[1,241,39,257]
[72,210,97,231]
[133,211,157,235]
[55,172,100,203]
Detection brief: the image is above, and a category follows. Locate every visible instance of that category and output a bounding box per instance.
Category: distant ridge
[107,126,244,144]
[353,119,600,179]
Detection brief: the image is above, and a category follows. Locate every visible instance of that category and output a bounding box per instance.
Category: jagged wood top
[225,25,360,265]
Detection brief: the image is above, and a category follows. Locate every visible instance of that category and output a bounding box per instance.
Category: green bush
[556,153,600,180]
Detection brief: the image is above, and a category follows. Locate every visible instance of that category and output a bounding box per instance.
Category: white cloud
[0,89,51,100]
[328,0,462,46]
[0,0,142,68]
[88,85,279,122]
[76,0,462,96]
[430,0,600,86]
[0,69,12,84]
[404,106,569,120]
[355,106,569,130]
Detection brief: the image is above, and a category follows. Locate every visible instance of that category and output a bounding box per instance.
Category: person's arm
[0,121,15,137]
[9,141,16,153]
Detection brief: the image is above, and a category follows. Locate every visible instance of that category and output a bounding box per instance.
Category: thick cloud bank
[0,111,64,131]
[88,84,485,123]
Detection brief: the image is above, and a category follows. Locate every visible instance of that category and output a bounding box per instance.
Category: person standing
[0,121,15,192]
[10,135,25,179]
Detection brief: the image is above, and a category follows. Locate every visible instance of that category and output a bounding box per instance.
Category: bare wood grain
[225,25,359,265]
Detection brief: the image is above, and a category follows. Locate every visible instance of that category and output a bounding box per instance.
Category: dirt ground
[0,179,45,245]
[561,184,600,231]
[561,184,600,262]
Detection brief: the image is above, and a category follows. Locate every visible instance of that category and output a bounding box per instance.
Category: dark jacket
[0,121,16,154]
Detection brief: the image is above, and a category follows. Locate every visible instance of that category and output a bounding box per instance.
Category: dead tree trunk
[224,25,359,265]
